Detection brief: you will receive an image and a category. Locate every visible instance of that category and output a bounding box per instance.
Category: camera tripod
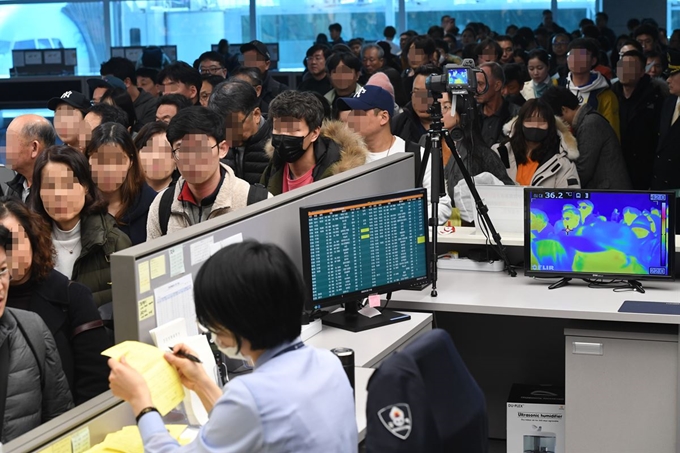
[419,92,516,297]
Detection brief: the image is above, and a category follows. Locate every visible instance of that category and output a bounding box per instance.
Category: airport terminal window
[0,1,104,77]
[110,1,249,65]
[256,0,397,70]
[406,0,595,36]
[671,0,680,30]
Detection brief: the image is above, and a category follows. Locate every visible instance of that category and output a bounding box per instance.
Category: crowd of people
[1,11,680,449]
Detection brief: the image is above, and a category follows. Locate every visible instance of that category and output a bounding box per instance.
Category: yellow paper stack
[101,341,185,415]
[84,425,189,453]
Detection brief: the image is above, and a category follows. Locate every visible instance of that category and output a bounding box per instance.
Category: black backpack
[158,184,269,236]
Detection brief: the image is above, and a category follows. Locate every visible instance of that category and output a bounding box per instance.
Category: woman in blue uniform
[108,241,357,452]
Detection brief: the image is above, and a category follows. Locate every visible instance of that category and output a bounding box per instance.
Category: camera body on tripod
[425,59,482,95]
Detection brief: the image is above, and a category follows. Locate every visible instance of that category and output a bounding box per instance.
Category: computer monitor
[525,188,675,290]
[299,188,431,332]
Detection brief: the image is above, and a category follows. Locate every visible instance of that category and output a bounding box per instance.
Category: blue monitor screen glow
[447,67,469,86]
[524,189,675,280]
[300,188,430,311]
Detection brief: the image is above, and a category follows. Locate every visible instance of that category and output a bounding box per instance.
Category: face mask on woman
[522,125,549,143]
[213,334,248,361]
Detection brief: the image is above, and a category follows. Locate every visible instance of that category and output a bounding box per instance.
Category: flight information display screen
[300,188,430,309]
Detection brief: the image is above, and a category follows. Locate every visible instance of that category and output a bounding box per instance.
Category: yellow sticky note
[50,437,72,453]
[138,261,151,294]
[138,296,155,322]
[102,341,184,416]
[150,255,167,280]
[417,236,425,244]
[103,427,143,453]
[71,427,91,453]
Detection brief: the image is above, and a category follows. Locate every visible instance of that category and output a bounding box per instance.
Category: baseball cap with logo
[47,90,91,112]
[336,85,395,117]
[86,76,127,92]
[240,40,271,61]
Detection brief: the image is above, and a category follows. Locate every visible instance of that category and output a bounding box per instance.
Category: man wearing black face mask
[260,90,369,195]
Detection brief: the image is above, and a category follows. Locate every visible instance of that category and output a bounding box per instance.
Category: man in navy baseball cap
[338,85,453,224]
[337,85,397,164]
[337,85,394,117]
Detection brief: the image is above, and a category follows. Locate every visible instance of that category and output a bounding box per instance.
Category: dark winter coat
[118,183,157,245]
[6,270,112,405]
[222,117,273,185]
[571,104,632,189]
[0,308,73,443]
[651,95,680,191]
[612,75,667,189]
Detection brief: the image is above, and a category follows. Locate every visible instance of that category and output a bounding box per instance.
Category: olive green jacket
[72,213,131,309]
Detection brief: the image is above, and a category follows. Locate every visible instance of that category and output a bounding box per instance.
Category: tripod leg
[442,130,516,277]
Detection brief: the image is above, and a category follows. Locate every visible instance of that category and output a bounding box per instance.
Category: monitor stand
[547,277,646,294]
[322,300,411,333]
[548,277,572,290]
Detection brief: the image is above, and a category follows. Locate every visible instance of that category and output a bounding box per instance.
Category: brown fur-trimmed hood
[502,115,579,161]
[264,120,369,175]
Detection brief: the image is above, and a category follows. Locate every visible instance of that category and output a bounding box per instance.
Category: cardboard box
[507,384,565,453]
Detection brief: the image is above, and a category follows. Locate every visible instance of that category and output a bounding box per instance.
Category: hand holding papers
[104,341,185,416]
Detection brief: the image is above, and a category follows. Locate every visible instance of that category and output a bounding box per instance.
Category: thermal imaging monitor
[524,189,675,291]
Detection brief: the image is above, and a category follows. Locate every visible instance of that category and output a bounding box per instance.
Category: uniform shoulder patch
[377,403,412,440]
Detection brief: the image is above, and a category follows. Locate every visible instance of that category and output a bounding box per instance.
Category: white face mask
[213,335,248,361]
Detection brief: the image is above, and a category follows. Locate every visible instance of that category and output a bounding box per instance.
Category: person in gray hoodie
[543,86,632,190]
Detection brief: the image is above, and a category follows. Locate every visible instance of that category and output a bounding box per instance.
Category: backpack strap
[247,184,269,205]
[158,186,175,237]
[11,310,46,390]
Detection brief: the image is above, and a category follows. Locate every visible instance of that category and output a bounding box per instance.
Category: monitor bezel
[299,187,432,311]
[523,188,676,281]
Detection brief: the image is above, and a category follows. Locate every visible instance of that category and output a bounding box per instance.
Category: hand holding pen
[168,346,202,363]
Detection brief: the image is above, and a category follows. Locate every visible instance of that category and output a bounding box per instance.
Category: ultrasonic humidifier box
[507,384,565,453]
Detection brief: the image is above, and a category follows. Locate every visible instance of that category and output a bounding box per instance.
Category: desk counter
[306,311,433,368]
[389,270,680,325]
[437,226,680,253]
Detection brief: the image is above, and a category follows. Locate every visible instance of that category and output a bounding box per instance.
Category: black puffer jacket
[7,270,112,405]
[0,308,73,443]
[221,118,272,184]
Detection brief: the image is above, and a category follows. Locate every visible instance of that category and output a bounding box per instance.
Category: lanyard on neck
[272,342,305,359]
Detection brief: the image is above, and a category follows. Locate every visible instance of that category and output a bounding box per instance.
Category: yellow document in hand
[102,341,185,416]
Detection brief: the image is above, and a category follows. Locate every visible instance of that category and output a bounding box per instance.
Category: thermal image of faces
[528,192,672,276]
